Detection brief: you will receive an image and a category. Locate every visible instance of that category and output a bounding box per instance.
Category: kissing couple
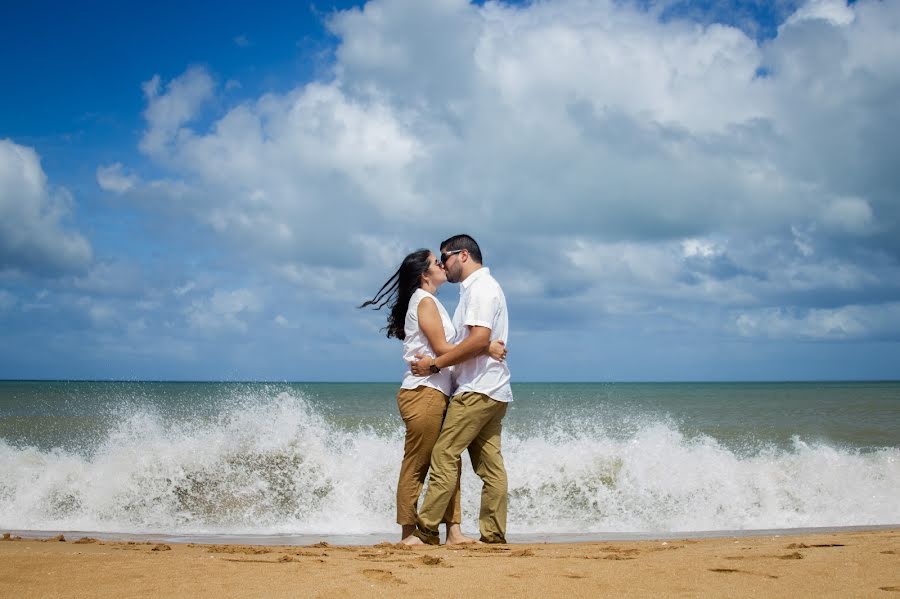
[361,234,513,545]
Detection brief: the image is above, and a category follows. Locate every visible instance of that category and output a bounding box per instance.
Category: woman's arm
[417,297,508,360]
[417,297,455,356]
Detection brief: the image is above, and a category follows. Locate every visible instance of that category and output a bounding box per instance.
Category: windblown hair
[440,234,482,263]
[359,248,432,340]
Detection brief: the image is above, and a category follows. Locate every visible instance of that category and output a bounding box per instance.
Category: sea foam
[1,390,897,535]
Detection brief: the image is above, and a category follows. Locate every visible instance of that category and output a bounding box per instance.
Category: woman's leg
[395,386,447,537]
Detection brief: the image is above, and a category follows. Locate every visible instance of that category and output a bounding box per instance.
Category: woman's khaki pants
[396,385,462,526]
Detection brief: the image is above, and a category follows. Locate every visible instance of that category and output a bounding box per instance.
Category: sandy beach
[1,529,897,598]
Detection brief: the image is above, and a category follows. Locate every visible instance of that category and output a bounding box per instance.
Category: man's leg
[413,392,499,544]
[467,397,508,543]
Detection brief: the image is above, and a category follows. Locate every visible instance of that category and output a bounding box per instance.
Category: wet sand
[1,529,897,598]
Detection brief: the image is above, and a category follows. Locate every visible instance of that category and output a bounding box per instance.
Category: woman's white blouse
[400,288,455,396]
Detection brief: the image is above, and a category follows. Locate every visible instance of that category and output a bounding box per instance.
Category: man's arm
[410,325,491,376]
[419,299,507,360]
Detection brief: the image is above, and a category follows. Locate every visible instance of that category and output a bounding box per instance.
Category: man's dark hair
[440,234,482,263]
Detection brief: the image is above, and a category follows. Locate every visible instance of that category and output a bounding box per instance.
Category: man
[404,234,513,545]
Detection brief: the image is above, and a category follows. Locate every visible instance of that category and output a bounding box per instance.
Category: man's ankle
[413,526,441,546]
[479,535,507,544]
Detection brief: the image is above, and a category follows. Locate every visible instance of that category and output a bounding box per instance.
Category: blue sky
[1,0,898,382]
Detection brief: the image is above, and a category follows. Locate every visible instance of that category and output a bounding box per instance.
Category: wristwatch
[429,357,441,374]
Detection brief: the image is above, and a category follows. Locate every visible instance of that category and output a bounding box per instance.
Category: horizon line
[1,378,898,385]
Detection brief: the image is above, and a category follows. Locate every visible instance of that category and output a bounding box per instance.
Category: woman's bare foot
[445,524,480,545]
[400,534,425,546]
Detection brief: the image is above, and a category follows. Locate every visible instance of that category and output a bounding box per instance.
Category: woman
[360,248,507,544]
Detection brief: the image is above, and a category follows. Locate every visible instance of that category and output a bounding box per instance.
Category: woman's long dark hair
[359,248,432,340]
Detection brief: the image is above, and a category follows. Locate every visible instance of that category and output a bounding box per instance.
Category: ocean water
[1,381,898,541]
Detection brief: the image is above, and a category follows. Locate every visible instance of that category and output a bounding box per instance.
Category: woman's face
[421,252,447,289]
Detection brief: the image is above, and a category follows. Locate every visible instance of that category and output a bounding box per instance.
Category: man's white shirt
[450,267,513,403]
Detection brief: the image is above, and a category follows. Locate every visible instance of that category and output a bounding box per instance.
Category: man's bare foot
[400,534,425,546]
[446,534,481,546]
[445,524,480,545]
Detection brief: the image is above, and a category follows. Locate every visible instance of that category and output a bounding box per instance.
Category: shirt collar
[460,267,489,290]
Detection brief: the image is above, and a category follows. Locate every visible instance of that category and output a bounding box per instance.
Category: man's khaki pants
[415,391,508,544]
[396,386,461,526]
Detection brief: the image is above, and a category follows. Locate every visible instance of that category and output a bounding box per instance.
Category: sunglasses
[438,249,463,266]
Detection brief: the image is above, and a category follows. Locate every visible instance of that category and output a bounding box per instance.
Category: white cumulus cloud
[96,163,139,193]
[100,0,900,344]
[186,288,264,334]
[0,139,92,276]
[735,303,900,340]
[140,66,215,157]
[785,0,855,27]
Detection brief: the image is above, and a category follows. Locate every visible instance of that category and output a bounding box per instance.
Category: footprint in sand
[420,555,451,567]
[602,547,641,556]
[355,551,408,564]
[726,552,804,561]
[777,552,803,560]
[363,569,406,585]
[206,545,271,555]
[374,542,412,551]
[709,568,778,580]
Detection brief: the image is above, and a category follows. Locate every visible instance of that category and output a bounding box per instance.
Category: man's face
[440,248,464,283]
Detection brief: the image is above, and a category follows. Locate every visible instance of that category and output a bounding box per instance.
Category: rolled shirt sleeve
[464,282,499,331]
